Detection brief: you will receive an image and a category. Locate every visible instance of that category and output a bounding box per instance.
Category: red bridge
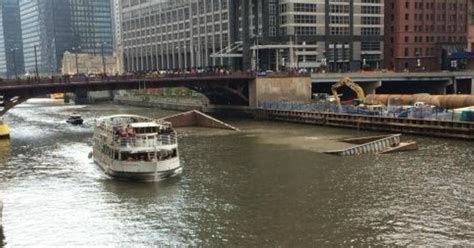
[0,73,255,116]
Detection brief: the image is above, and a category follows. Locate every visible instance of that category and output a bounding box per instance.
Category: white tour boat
[92,115,182,181]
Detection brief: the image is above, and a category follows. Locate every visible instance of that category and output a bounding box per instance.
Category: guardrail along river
[0,99,472,246]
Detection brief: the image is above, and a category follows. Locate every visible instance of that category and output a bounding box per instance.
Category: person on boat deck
[119,127,127,137]
[126,125,136,137]
[114,127,121,136]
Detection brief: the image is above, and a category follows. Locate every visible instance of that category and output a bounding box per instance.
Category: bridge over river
[0,74,255,116]
[2,71,474,116]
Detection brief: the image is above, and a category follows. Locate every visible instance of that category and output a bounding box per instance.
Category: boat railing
[96,121,172,135]
[114,133,177,148]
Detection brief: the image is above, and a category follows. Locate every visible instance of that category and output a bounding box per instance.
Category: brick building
[385,0,468,72]
[468,0,474,50]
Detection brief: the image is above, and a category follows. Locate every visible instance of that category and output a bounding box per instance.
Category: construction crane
[331,77,366,107]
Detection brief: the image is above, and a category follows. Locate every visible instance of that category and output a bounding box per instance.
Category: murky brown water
[0,99,472,246]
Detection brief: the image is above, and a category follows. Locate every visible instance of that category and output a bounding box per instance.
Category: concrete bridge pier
[471,78,474,94]
[452,78,458,94]
[249,77,312,108]
[74,90,90,105]
[70,90,114,105]
[361,81,382,95]
[430,80,452,95]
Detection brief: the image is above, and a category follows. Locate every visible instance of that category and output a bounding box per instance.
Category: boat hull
[106,166,183,181]
[94,152,182,182]
[67,119,83,125]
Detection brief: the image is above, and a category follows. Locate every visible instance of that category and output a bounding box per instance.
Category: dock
[256,109,474,140]
[325,134,418,156]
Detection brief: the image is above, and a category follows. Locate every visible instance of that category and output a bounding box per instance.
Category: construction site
[257,75,474,140]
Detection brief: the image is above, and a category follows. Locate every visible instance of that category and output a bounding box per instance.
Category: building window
[294,3,317,12]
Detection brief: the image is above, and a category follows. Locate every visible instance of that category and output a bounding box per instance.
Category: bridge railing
[0,71,256,87]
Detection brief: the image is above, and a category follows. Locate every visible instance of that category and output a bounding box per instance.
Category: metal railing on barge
[256,107,474,140]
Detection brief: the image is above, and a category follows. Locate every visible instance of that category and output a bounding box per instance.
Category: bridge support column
[362,81,382,95]
[471,78,474,94]
[249,77,312,108]
[452,78,458,94]
[73,90,114,105]
[431,80,452,95]
[74,90,90,105]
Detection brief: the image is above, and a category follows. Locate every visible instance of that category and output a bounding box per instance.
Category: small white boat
[92,115,181,181]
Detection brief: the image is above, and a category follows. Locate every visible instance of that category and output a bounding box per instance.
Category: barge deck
[256,109,474,140]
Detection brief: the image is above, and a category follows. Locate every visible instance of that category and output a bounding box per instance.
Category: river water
[0,99,472,246]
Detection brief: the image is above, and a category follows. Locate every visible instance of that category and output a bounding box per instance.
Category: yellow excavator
[331,77,366,107]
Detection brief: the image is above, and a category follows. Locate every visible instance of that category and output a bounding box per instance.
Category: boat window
[158,149,178,160]
[121,152,154,162]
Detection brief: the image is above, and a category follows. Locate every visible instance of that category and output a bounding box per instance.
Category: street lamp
[10,48,19,79]
[175,45,181,69]
[183,44,187,69]
[72,46,81,75]
[34,45,39,80]
[97,42,107,76]
[255,35,260,72]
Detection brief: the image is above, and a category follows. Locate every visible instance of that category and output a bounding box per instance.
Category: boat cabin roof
[130,122,159,128]
[97,114,172,130]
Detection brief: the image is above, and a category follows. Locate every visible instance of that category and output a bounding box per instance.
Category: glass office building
[20,0,113,74]
[70,0,113,55]
[0,0,25,78]
[121,0,384,72]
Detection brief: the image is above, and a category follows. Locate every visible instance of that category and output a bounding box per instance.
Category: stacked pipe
[366,94,474,109]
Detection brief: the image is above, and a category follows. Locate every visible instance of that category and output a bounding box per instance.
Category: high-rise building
[70,0,113,55]
[111,0,123,48]
[120,0,384,72]
[0,0,25,78]
[385,0,468,71]
[19,0,113,74]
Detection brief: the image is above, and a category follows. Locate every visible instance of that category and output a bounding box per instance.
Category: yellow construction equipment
[0,119,9,139]
[331,77,366,106]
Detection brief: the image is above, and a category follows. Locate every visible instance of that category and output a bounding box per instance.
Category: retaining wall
[256,109,474,140]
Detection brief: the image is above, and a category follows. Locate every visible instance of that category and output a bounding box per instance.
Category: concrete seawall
[114,95,205,112]
[249,77,312,107]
